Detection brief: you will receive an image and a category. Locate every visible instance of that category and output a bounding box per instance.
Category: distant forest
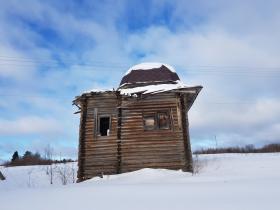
[2,143,280,167]
[194,143,280,154]
[3,149,75,167]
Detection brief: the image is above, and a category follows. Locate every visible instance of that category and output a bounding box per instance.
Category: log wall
[120,93,187,173]
[81,93,118,179]
[77,91,192,180]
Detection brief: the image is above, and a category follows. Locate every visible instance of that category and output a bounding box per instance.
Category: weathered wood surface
[180,94,193,172]
[78,93,118,179]
[120,93,186,173]
[76,91,195,180]
[77,97,87,182]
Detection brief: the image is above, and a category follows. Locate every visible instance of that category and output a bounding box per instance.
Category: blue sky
[1,0,280,161]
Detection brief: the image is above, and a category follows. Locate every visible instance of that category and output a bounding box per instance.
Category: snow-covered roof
[76,88,114,98]
[75,82,199,99]
[75,62,202,99]
[82,88,114,94]
[119,80,196,96]
[125,62,176,75]
[120,62,180,88]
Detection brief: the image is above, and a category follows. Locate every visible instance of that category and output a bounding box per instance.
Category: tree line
[194,143,280,154]
[4,150,74,167]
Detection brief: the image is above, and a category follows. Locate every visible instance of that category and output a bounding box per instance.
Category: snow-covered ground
[0,162,77,189]
[0,153,279,210]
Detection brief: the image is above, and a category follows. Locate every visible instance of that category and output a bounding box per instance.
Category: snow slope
[0,153,279,210]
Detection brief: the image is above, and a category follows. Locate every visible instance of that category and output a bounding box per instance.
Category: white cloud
[0,0,280,159]
[0,116,63,135]
[121,2,280,148]
[189,98,280,147]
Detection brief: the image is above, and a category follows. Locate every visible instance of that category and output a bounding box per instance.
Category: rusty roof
[119,65,180,87]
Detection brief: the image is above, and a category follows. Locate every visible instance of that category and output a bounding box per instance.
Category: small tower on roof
[120,63,180,88]
[73,62,202,182]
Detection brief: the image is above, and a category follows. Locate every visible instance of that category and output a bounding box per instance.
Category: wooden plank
[77,97,87,182]
[117,93,122,174]
[180,94,193,172]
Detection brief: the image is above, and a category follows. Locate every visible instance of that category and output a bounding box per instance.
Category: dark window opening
[158,112,170,129]
[99,117,110,136]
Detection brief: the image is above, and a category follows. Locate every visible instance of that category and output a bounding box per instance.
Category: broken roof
[74,62,202,100]
[119,62,180,87]
[119,81,201,96]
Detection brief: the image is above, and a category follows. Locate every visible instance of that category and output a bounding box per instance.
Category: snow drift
[0,153,279,210]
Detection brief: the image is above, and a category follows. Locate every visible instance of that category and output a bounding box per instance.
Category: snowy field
[0,153,280,210]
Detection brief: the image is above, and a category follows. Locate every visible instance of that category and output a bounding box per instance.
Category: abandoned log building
[73,63,202,181]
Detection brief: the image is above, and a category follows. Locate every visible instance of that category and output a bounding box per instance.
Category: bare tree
[56,164,72,185]
[71,162,76,183]
[192,154,207,175]
[27,168,34,187]
[44,144,54,184]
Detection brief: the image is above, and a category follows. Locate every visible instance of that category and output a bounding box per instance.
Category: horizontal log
[84,157,118,163]
[121,146,183,153]
[121,140,183,146]
[121,165,183,173]
[121,154,183,160]
[84,159,118,166]
[85,142,118,147]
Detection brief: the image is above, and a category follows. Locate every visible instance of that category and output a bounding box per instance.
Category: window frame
[143,114,157,131]
[143,110,171,131]
[97,115,111,137]
[157,111,170,130]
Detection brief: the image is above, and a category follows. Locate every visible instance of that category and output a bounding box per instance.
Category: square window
[143,115,156,130]
[158,112,170,129]
[143,111,171,131]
